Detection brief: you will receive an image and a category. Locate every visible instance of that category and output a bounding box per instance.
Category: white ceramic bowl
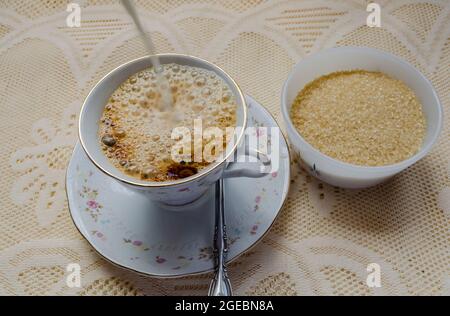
[281,47,443,188]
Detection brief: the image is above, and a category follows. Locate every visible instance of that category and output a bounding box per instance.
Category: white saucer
[66,95,290,277]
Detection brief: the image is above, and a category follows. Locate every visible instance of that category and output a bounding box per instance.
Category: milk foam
[98,63,237,181]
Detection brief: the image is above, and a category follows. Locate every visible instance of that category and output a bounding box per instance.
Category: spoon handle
[208,179,232,296]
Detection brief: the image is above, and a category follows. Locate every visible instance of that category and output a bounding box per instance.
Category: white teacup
[79,54,270,205]
[281,47,443,188]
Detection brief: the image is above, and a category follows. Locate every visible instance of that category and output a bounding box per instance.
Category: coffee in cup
[98,63,237,182]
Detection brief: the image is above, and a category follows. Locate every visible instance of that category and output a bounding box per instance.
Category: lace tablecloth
[0,0,448,296]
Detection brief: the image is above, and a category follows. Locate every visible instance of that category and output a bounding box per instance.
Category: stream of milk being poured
[121,0,173,112]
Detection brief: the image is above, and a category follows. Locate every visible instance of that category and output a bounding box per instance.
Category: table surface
[0,0,449,296]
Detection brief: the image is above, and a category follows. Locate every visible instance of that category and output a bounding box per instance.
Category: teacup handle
[222,147,271,178]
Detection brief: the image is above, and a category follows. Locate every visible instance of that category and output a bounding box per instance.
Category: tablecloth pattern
[0,0,449,295]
